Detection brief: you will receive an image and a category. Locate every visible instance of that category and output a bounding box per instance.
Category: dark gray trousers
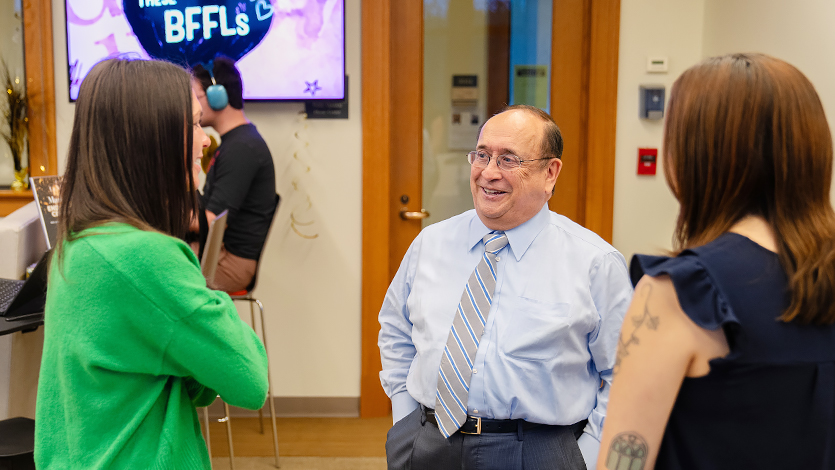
[385,407,587,470]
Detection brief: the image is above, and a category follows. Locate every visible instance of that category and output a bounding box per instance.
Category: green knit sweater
[35,223,269,469]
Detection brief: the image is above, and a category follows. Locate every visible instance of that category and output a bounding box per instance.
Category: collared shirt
[378,204,632,467]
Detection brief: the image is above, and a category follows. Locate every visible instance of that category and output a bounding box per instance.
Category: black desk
[0,314,43,336]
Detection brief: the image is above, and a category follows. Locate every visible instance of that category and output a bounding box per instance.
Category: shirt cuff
[578,432,600,470]
[391,391,420,425]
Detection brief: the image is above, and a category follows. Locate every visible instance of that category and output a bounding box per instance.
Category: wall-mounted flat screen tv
[65,0,345,101]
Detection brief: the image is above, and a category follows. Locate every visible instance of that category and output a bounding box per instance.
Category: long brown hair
[664,53,835,325]
[58,58,197,255]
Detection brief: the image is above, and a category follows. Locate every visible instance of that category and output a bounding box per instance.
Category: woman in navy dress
[598,53,835,469]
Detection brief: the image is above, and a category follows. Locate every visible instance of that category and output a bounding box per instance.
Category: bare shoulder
[600,274,731,469]
[618,275,729,378]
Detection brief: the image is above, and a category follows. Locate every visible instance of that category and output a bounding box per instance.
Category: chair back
[201,210,229,286]
[242,194,281,293]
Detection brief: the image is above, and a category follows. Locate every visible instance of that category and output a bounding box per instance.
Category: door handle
[399,208,430,220]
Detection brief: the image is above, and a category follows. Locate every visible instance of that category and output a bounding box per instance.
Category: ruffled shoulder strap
[630,252,740,331]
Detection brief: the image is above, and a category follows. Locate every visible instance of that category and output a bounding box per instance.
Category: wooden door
[360,0,621,418]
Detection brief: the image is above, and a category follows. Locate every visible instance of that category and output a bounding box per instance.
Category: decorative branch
[0,58,28,173]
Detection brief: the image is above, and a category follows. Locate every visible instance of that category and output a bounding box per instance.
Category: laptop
[0,178,60,322]
[0,250,49,322]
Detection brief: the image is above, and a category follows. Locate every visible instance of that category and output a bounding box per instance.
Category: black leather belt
[423,407,544,435]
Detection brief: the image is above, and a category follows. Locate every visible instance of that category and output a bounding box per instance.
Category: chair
[201,196,281,469]
[226,193,281,468]
[201,210,229,288]
[198,210,229,468]
[0,417,35,469]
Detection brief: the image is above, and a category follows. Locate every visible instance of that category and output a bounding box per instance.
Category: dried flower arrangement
[0,58,28,190]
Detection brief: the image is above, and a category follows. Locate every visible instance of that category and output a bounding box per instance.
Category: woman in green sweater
[34,58,270,469]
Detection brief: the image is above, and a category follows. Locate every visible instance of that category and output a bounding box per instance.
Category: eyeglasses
[467,150,556,171]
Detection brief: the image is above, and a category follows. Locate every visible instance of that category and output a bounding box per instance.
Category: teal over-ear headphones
[204,60,228,111]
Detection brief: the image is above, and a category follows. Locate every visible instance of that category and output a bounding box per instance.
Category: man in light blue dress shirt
[378,105,633,470]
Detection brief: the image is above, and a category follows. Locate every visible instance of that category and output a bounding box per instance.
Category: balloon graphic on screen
[122,0,274,67]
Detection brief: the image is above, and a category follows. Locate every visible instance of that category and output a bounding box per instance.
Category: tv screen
[65,0,345,101]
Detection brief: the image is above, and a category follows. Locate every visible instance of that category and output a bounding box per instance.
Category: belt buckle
[460,416,481,435]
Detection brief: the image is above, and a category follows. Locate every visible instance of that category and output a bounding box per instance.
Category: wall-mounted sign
[305,77,349,119]
[513,65,548,109]
[451,74,478,107]
[449,75,481,149]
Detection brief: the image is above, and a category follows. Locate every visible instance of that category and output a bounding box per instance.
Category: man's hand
[192,156,203,185]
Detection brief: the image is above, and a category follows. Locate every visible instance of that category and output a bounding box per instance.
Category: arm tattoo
[605,432,649,470]
[613,284,660,376]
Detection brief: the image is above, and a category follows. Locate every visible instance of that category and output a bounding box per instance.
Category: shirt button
[495,256,501,262]
[473,409,479,414]
[472,368,478,374]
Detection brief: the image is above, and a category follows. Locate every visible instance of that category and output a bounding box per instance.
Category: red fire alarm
[637,148,657,175]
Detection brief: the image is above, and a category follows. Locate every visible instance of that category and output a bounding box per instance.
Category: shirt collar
[467,203,550,261]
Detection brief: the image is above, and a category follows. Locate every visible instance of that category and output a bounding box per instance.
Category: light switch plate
[647,57,669,73]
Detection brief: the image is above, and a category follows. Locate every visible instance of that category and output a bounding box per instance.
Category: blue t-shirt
[632,233,835,470]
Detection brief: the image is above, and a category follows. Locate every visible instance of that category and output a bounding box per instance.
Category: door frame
[360,0,621,418]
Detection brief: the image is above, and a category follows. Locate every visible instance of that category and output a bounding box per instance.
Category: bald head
[498,105,563,166]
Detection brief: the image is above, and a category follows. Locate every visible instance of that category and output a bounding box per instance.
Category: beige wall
[613,0,835,261]
[702,0,835,204]
[612,0,705,261]
[51,0,363,399]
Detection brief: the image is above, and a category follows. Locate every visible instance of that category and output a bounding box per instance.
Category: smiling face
[191,88,210,180]
[470,110,562,231]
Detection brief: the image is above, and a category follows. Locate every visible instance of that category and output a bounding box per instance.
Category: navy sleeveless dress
[631,233,835,470]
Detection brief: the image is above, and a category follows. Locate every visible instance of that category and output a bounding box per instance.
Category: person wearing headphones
[192,56,277,292]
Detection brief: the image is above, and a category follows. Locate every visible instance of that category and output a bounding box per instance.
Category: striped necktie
[434,231,508,438]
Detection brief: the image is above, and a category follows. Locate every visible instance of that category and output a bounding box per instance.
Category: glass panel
[0,0,27,188]
[422,0,552,228]
[509,0,553,111]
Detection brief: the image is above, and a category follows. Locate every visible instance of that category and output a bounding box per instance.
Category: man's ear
[546,157,562,190]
